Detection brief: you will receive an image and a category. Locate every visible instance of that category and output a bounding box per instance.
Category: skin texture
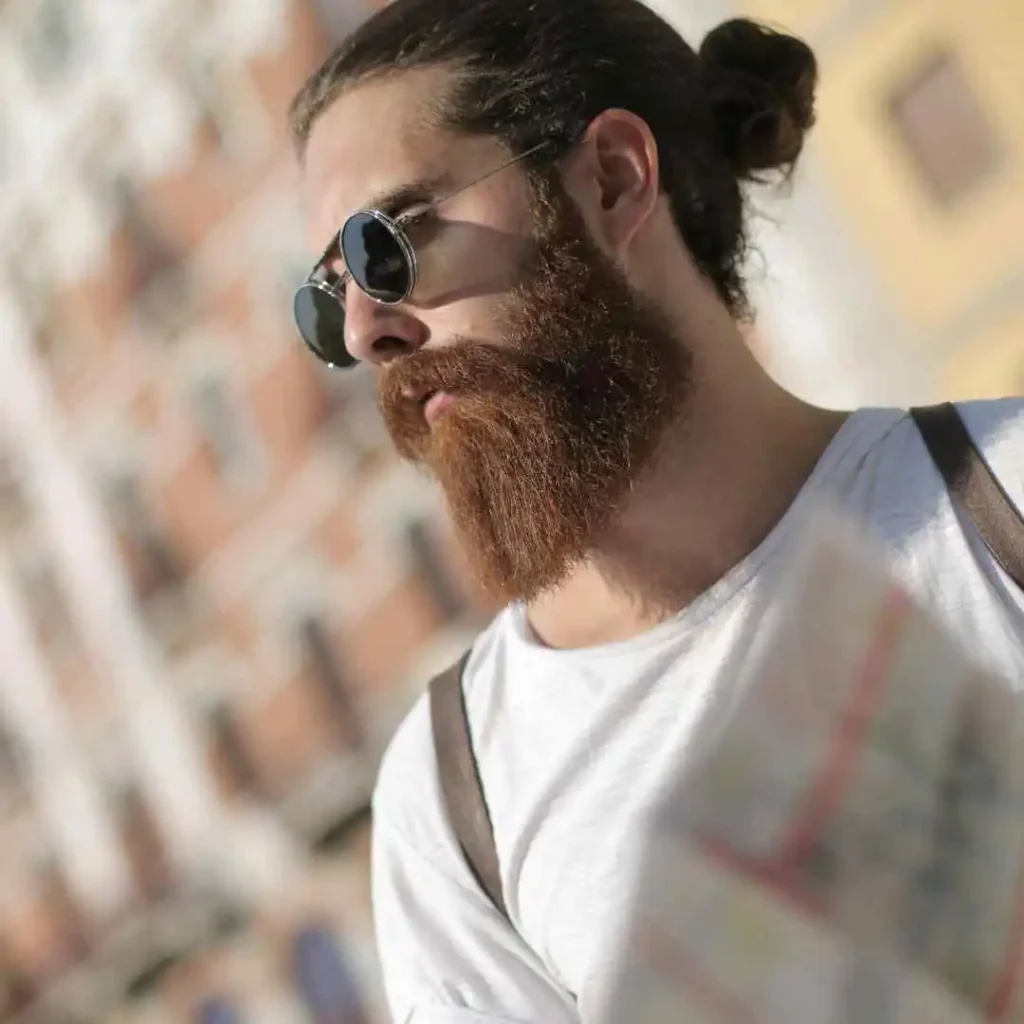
[302,66,847,649]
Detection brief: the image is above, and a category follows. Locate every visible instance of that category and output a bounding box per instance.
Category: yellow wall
[944,303,1024,400]
[739,0,1024,389]
[741,0,848,37]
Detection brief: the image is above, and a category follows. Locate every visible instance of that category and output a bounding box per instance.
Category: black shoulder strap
[911,402,1024,590]
[429,651,511,923]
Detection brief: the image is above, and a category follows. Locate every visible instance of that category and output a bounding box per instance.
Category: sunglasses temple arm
[417,139,553,218]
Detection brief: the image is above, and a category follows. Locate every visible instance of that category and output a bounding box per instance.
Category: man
[288,1,1024,1020]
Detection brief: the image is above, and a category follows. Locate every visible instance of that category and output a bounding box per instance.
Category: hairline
[297,61,565,253]
[292,60,471,163]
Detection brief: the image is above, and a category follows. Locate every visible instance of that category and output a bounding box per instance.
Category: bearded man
[288,2,1024,1020]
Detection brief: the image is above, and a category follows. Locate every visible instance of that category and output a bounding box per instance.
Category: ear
[562,109,660,256]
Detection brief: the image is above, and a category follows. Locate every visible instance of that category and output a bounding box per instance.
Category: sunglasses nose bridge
[297,211,419,368]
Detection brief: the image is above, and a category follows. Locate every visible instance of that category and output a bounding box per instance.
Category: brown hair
[289,1,817,319]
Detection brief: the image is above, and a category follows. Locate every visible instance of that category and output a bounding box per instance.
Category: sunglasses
[293,140,551,369]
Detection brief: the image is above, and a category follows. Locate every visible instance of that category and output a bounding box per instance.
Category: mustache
[378,339,538,406]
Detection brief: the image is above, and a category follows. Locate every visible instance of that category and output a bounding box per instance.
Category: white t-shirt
[371,400,1024,1024]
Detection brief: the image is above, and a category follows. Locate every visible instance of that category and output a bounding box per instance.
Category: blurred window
[298,615,363,750]
[104,471,185,600]
[888,50,1002,205]
[116,782,173,901]
[322,364,390,462]
[406,519,464,623]
[291,924,369,1024]
[181,51,259,162]
[188,375,259,484]
[308,0,365,44]
[20,0,78,85]
[35,855,89,959]
[16,554,76,654]
[3,238,71,368]
[184,53,232,152]
[0,934,37,1016]
[195,996,243,1024]
[0,717,27,797]
[207,701,263,800]
[0,453,32,538]
[95,173,189,336]
[107,176,182,298]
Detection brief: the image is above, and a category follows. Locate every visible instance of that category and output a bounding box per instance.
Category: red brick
[159,447,242,569]
[127,380,162,433]
[247,345,330,473]
[315,501,361,568]
[346,576,442,691]
[246,1,335,147]
[199,276,254,336]
[215,603,257,658]
[241,678,339,793]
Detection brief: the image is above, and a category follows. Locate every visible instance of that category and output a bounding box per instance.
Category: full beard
[378,188,693,604]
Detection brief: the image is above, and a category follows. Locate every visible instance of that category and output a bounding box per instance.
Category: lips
[398,382,455,426]
[423,390,455,425]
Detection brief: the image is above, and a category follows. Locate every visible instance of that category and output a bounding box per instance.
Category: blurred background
[0,0,1018,1020]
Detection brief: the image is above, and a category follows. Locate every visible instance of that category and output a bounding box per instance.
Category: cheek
[410,231,533,348]
[417,292,514,350]
[413,216,529,307]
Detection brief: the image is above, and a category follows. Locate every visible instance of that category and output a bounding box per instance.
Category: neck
[527,320,848,650]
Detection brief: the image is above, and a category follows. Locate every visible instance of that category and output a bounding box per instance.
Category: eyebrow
[314,169,455,263]
[358,169,455,222]
[313,171,452,266]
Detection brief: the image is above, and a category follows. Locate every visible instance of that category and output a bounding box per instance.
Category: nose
[343,284,428,367]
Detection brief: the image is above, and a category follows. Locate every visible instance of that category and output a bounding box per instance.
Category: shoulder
[952,398,1024,511]
[957,397,1024,460]
[372,611,514,864]
[864,397,1024,483]
[814,400,1024,557]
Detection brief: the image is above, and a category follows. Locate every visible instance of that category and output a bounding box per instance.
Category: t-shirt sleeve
[371,697,579,1024]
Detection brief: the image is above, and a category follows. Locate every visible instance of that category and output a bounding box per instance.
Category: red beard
[378,189,692,603]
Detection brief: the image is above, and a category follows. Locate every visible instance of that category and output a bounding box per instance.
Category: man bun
[698,18,818,179]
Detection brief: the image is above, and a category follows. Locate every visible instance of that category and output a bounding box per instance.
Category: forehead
[302,66,508,249]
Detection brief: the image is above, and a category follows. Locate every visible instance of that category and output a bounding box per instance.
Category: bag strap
[429,651,510,923]
[911,402,1024,589]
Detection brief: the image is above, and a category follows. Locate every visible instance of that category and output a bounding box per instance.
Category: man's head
[289,0,817,603]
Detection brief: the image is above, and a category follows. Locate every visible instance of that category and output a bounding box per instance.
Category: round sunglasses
[293,140,550,369]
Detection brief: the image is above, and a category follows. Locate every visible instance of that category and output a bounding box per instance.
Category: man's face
[303,69,692,602]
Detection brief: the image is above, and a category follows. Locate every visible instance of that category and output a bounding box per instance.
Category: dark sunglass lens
[341,212,412,302]
[293,284,354,368]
